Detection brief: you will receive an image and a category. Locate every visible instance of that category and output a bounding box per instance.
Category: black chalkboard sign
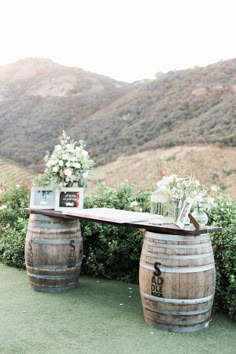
[55,188,84,211]
[59,191,80,208]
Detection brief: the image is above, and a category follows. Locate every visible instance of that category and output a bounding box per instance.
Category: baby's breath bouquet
[154,174,214,211]
[35,131,94,188]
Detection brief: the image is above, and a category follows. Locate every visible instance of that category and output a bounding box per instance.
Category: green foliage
[223,168,236,176]
[0,184,29,223]
[0,220,28,267]
[81,182,151,282]
[208,194,236,319]
[0,184,29,267]
[165,155,176,162]
[209,193,236,228]
[211,172,219,181]
[221,134,236,147]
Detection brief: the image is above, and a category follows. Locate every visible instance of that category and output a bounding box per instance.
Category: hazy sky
[0,0,235,82]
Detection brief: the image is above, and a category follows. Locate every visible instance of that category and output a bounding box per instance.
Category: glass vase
[192,209,208,226]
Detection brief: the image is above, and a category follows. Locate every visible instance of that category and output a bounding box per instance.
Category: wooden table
[25,207,222,332]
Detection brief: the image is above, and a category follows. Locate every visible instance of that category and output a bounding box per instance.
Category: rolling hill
[0,57,235,172]
[1,144,235,200]
[0,157,35,189]
[88,144,236,199]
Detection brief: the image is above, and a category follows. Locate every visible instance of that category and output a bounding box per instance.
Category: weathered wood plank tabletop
[25,208,222,236]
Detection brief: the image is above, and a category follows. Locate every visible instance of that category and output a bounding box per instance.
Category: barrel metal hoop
[145,311,211,325]
[145,232,209,242]
[142,250,213,260]
[27,272,79,279]
[27,228,80,235]
[28,261,82,270]
[139,261,214,273]
[143,306,212,316]
[31,239,82,245]
[140,290,214,304]
[144,316,210,332]
[145,241,211,249]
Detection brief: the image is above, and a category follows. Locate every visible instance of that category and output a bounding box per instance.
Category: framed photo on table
[55,188,84,211]
[30,187,55,209]
[176,197,193,229]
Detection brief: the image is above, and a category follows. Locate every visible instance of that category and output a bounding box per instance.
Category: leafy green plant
[81,182,151,283]
[209,194,236,319]
[0,219,28,267]
[0,184,29,267]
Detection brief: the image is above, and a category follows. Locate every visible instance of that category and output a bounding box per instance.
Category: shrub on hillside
[0,184,29,267]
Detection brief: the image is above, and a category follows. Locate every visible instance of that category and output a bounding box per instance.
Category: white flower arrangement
[154,174,215,211]
[130,200,143,212]
[35,131,94,188]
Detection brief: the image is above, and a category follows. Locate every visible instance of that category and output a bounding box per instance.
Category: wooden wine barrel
[139,231,215,333]
[25,213,83,292]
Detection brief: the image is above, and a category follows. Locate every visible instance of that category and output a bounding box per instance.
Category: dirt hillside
[89,145,236,199]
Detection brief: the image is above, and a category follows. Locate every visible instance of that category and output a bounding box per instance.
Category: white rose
[64,168,72,176]
[52,166,59,173]
[82,150,88,157]
[66,144,74,151]
[73,162,81,169]
[211,185,218,192]
[55,145,62,151]
[62,154,69,160]
[46,160,53,167]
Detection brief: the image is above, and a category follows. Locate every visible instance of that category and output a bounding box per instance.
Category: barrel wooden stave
[25,214,83,292]
[140,267,214,299]
[139,232,215,332]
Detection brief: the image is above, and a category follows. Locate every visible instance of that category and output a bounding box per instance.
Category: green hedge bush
[209,194,236,320]
[0,184,29,267]
[81,182,151,283]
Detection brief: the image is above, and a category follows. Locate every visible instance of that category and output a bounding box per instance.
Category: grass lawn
[0,263,235,354]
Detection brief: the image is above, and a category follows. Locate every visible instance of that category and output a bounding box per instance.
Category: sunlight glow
[0,0,235,82]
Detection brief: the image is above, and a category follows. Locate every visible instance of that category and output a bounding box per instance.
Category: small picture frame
[30,187,55,209]
[55,188,84,211]
[176,197,193,229]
